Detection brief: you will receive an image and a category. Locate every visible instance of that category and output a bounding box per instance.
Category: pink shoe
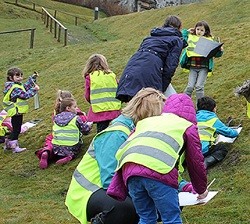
[56,156,72,165]
[39,151,48,169]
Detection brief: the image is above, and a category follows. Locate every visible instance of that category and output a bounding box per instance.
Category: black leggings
[10,114,23,140]
[87,189,138,224]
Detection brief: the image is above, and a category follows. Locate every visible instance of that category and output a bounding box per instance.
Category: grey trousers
[184,68,208,100]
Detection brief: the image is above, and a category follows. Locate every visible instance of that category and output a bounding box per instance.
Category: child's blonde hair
[122,87,166,124]
[54,90,74,114]
[59,98,76,113]
[82,54,112,77]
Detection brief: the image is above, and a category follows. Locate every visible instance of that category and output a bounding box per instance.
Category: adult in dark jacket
[116,15,186,102]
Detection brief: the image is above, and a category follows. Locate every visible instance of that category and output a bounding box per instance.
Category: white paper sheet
[216,127,242,144]
[179,191,218,206]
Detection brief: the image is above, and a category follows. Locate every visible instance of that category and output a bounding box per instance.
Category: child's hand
[197,190,208,200]
[32,72,39,78]
[34,84,40,91]
[188,28,195,34]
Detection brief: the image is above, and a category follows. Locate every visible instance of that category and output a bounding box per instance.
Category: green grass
[0,0,249,223]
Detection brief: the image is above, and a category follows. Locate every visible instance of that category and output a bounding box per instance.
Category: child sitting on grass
[196,96,239,168]
[35,90,91,169]
[51,97,92,165]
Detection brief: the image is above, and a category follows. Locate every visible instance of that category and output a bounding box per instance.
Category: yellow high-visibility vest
[198,117,217,143]
[52,116,79,146]
[3,84,29,117]
[116,114,192,174]
[90,70,121,113]
[65,122,131,224]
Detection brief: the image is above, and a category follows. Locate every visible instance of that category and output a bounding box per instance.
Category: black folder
[194,37,224,59]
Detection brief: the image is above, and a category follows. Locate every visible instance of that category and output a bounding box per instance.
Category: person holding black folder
[180,21,223,100]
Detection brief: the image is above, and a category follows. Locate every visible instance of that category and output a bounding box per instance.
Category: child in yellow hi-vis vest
[51,98,91,165]
[83,54,121,133]
[180,21,223,100]
[2,67,39,153]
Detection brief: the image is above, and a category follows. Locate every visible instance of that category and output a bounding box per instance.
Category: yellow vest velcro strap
[122,131,180,153]
[91,88,117,95]
[120,145,176,168]
[91,97,120,104]
[73,169,100,192]
[54,130,79,134]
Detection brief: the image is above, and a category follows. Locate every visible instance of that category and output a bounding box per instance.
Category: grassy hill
[0,0,249,223]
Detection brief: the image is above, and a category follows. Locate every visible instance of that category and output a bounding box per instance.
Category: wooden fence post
[32,3,35,10]
[54,21,57,38]
[30,28,35,49]
[64,29,67,46]
[75,17,78,26]
[58,26,61,42]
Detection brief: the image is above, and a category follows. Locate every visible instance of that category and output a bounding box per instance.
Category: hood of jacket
[150,26,182,38]
[3,81,21,94]
[54,111,77,127]
[110,114,135,131]
[162,93,197,125]
[196,110,217,122]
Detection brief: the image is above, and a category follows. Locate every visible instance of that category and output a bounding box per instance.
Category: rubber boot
[39,151,49,169]
[3,138,10,151]
[9,140,26,153]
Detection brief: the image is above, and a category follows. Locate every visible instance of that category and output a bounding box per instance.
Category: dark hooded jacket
[107,94,207,200]
[116,26,185,102]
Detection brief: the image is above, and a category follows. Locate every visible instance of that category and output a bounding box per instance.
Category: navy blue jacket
[116,26,185,102]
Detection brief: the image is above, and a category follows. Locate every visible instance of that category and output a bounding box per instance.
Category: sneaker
[56,156,72,165]
[39,151,48,169]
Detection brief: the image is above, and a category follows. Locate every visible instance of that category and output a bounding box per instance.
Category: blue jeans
[127,176,182,224]
[184,68,208,100]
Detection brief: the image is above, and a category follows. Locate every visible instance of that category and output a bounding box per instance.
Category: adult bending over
[116,15,186,102]
[65,88,166,224]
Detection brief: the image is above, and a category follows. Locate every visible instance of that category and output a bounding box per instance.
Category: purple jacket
[107,94,207,200]
[52,111,91,158]
[3,76,38,102]
[84,75,121,122]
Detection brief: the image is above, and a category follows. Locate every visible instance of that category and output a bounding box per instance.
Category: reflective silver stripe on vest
[54,130,79,134]
[91,88,117,94]
[3,103,15,111]
[120,145,177,168]
[73,169,100,192]
[54,136,78,141]
[87,143,95,159]
[198,126,214,137]
[199,130,213,138]
[122,131,180,153]
[91,97,120,104]
[17,101,28,106]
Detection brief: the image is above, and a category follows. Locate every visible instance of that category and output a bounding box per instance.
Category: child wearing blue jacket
[196,96,239,168]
